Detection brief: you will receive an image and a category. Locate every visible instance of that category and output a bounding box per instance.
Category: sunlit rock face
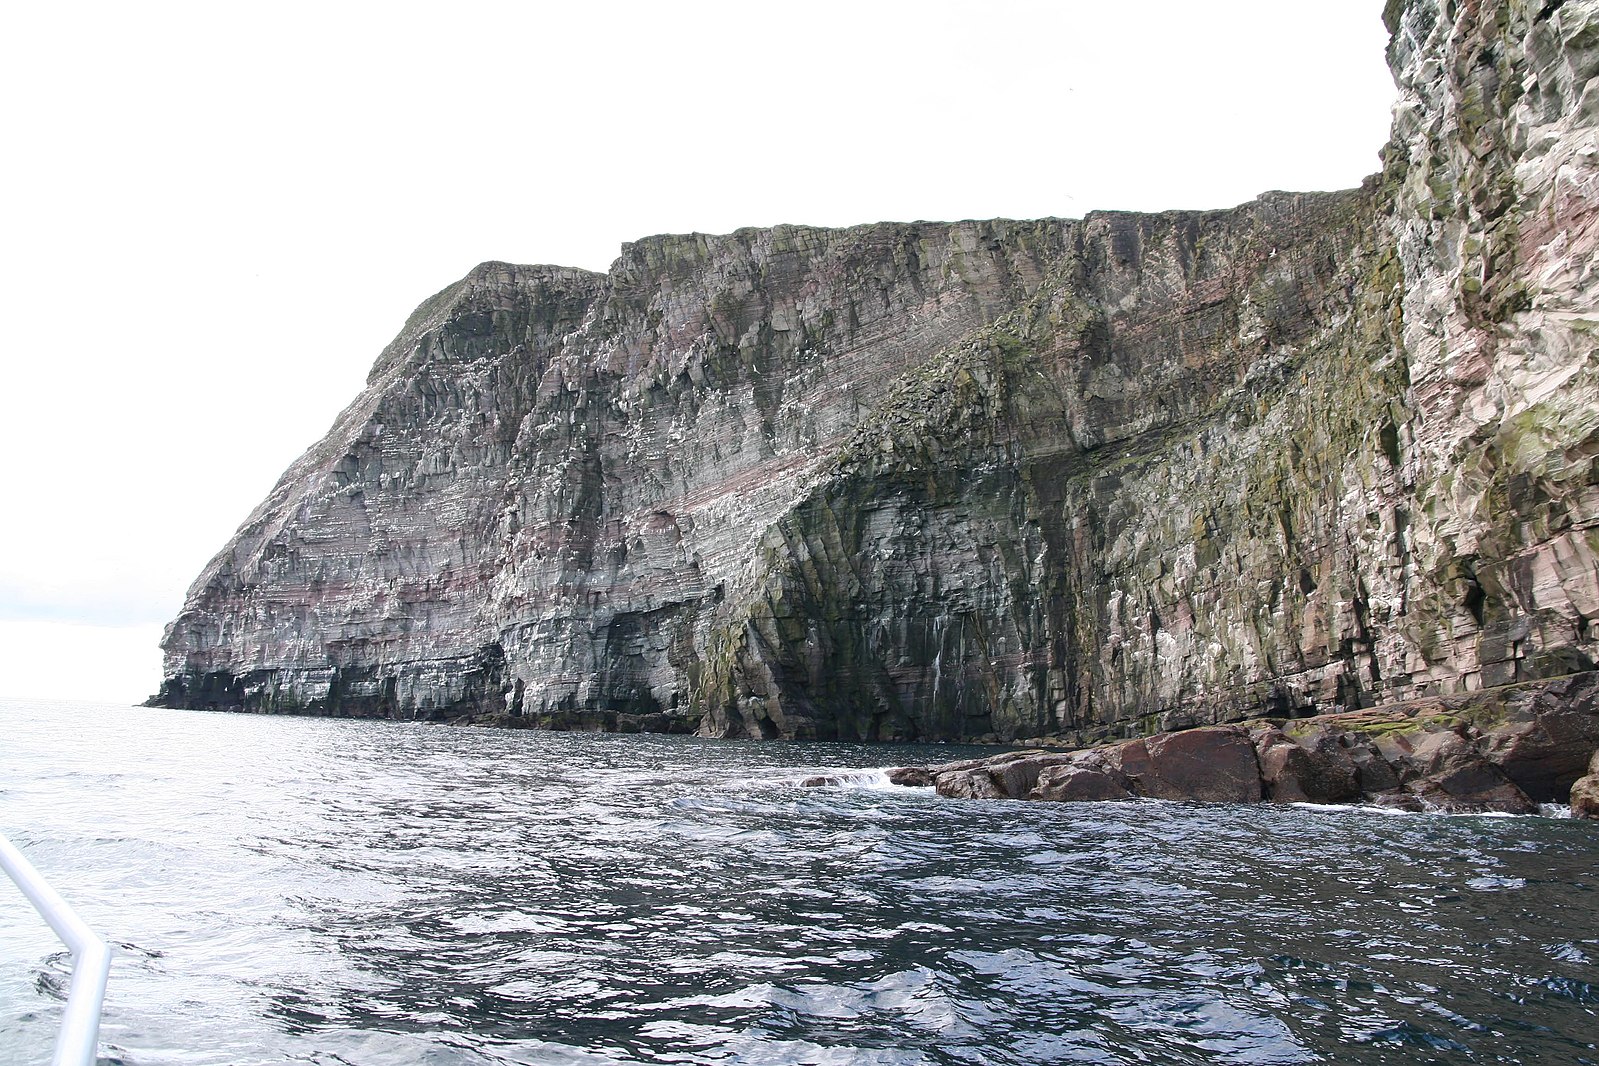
[156,0,1599,751]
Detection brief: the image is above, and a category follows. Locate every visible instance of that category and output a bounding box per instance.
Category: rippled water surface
[2,699,1597,1065]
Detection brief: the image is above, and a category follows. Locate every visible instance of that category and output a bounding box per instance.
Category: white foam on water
[785,768,904,791]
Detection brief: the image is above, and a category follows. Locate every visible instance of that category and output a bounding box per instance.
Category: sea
[1,697,1596,1065]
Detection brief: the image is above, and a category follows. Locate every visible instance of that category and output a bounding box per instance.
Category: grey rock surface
[156,1,1599,771]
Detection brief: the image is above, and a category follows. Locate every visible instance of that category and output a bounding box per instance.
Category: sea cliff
[155,0,1599,795]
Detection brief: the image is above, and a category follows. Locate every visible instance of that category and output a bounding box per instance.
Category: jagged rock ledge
[877,672,1599,817]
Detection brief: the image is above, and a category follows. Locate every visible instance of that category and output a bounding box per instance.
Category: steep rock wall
[156,0,1599,750]
[158,222,1073,723]
[1383,0,1599,695]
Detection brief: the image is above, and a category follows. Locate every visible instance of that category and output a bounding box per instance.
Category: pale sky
[0,1,1398,703]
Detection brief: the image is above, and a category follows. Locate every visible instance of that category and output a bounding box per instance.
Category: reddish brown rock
[1382,729,1538,814]
[1478,674,1599,801]
[923,749,1073,798]
[934,769,1007,800]
[1139,727,1262,803]
[1570,777,1599,819]
[1093,738,1153,790]
[1253,726,1362,803]
[922,727,1264,805]
[1410,767,1538,815]
[1568,749,1599,820]
[1368,726,1467,785]
[894,678,1596,815]
[886,766,933,787]
[1031,764,1135,802]
[990,753,1077,800]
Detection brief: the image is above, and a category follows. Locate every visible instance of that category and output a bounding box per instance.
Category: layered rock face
[156,1,1599,773]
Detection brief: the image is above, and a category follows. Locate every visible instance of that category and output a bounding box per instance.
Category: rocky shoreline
[877,672,1599,818]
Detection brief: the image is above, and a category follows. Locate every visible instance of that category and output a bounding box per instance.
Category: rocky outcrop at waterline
[893,672,1599,816]
[1571,751,1599,817]
[154,1,1599,788]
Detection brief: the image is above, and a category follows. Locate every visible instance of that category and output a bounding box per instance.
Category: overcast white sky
[0,2,1397,703]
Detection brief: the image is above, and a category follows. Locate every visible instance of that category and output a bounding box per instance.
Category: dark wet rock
[934,769,1007,800]
[1367,791,1427,813]
[886,767,933,787]
[899,675,1595,815]
[460,713,538,729]
[1567,749,1599,820]
[1347,738,1401,794]
[1410,768,1538,816]
[1139,727,1262,804]
[1477,673,1599,801]
[1253,725,1362,804]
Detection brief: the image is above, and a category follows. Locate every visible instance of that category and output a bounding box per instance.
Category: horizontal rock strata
[154,0,1599,788]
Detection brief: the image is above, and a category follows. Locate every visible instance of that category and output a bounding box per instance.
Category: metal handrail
[0,832,112,1066]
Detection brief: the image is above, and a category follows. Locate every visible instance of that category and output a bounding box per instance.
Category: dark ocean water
[1,698,1596,1065]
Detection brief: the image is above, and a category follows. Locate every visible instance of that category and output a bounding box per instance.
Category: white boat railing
[0,832,112,1066]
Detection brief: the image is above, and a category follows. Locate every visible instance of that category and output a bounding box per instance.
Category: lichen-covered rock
[155,1,1599,750]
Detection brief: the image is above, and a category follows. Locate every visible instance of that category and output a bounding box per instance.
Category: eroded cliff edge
[155,0,1599,759]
